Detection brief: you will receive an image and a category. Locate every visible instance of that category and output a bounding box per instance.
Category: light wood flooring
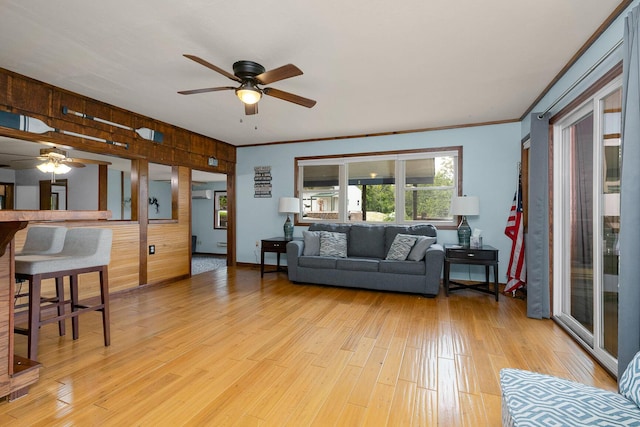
[0,266,617,426]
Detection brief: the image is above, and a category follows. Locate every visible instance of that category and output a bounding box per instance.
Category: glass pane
[348,160,395,222]
[601,88,621,358]
[404,156,454,221]
[404,188,454,221]
[301,164,340,221]
[149,163,173,219]
[568,112,594,333]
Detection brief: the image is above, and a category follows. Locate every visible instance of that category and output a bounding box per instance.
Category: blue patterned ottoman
[500,368,640,426]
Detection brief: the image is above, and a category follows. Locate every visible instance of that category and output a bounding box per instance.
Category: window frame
[294,146,462,229]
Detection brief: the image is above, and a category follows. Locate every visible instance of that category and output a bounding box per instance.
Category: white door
[553,79,621,374]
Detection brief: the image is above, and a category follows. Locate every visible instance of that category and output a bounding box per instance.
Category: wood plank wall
[0,67,236,297]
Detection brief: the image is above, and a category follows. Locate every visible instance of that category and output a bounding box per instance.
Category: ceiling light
[236,82,262,105]
[37,160,71,174]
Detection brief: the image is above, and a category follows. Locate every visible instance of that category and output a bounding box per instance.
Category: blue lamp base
[283,215,294,240]
[457,215,471,247]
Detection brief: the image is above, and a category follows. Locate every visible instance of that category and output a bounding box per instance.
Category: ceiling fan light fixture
[36,161,55,173]
[236,82,262,105]
[37,160,71,174]
[54,163,72,174]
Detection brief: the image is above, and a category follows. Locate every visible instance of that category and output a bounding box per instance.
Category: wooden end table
[444,243,499,301]
[260,237,290,277]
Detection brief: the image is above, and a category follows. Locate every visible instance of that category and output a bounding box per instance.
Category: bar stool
[15,228,112,360]
[15,226,68,336]
[16,226,67,256]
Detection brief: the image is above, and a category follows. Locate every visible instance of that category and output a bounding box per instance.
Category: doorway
[191,170,227,274]
[552,78,621,374]
[40,179,67,210]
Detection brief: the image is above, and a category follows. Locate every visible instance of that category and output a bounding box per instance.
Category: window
[214,191,228,229]
[296,147,461,227]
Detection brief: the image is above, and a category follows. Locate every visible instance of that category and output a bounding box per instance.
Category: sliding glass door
[553,78,621,374]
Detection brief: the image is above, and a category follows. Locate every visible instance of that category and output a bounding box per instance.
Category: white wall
[192,181,227,254]
[522,2,636,134]
[67,165,98,210]
[237,122,521,282]
[107,169,132,220]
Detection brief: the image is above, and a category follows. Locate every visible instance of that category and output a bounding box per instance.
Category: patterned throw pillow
[407,236,436,261]
[302,230,321,256]
[319,231,347,258]
[386,234,418,261]
[619,350,640,408]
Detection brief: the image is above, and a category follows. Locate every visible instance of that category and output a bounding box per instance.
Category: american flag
[504,176,526,293]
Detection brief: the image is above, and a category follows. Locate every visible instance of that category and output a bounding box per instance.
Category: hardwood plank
[0,267,618,425]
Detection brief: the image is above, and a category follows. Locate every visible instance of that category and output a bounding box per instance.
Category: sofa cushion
[309,223,351,234]
[386,234,418,260]
[619,351,640,408]
[407,236,437,261]
[407,224,438,238]
[348,224,386,259]
[319,231,347,258]
[336,258,379,272]
[500,368,640,427]
[299,256,338,269]
[302,230,321,256]
[384,226,410,255]
[379,260,425,275]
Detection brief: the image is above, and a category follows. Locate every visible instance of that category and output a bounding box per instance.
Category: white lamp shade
[604,193,620,217]
[278,197,300,214]
[450,196,479,216]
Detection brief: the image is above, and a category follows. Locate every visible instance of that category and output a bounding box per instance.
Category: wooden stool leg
[27,275,42,361]
[100,267,110,347]
[55,277,66,337]
[70,274,79,340]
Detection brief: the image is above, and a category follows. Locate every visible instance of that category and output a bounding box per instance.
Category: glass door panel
[554,78,621,375]
[601,88,621,358]
[566,112,595,334]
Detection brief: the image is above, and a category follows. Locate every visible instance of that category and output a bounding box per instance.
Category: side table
[260,237,290,277]
[444,244,499,301]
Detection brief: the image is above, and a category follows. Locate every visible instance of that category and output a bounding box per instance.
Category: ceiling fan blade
[245,103,258,115]
[178,86,235,95]
[65,158,111,166]
[263,87,317,108]
[183,54,241,83]
[255,64,303,85]
[62,161,86,168]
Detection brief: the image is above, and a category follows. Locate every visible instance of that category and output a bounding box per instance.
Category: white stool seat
[16,226,66,255]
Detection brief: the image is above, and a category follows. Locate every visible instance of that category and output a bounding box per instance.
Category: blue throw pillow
[619,350,640,408]
[319,231,347,258]
[386,234,417,260]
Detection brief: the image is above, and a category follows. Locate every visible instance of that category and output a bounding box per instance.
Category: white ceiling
[0,1,625,147]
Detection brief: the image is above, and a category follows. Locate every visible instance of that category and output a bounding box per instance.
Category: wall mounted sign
[254,166,272,198]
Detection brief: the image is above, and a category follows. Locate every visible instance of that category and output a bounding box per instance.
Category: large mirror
[0,136,131,218]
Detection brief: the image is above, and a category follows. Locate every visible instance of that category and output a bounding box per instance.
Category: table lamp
[278,197,299,240]
[450,195,479,247]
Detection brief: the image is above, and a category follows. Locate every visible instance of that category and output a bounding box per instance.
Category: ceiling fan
[6,147,111,180]
[178,54,317,115]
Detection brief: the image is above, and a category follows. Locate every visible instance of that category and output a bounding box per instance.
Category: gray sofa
[286,223,444,297]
